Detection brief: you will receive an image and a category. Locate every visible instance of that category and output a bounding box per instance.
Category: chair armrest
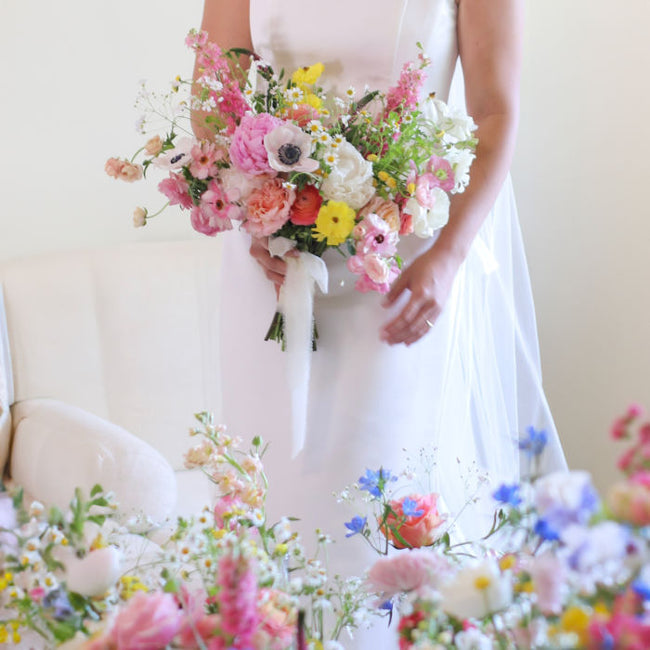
[9,398,177,525]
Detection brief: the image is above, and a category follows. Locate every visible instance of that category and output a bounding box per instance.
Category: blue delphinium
[519,426,548,458]
[358,468,397,499]
[401,497,424,517]
[344,515,367,538]
[493,483,523,507]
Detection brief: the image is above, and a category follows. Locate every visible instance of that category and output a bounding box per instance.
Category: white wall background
[1,0,649,489]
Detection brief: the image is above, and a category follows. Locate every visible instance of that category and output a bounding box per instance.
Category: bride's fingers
[381,296,423,343]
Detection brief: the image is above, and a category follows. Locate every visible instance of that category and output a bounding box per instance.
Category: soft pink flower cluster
[347,213,400,293]
[105,157,143,183]
[385,60,427,114]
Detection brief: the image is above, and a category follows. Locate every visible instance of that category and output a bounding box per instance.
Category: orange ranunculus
[380,493,445,549]
[289,184,323,226]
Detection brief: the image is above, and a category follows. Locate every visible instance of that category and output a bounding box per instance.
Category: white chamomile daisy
[316,132,332,146]
[324,151,338,166]
[284,86,304,102]
[345,86,355,99]
[307,119,324,135]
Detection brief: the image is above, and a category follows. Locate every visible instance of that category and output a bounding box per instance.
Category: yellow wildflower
[291,63,324,87]
[377,171,390,182]
[0,572,12,591]
[304,93,323,110]
[366,154,378,162]
[308,641,324,650]
[406,182,416,195]
[274,543,289,557]
[560,606,590,646]
[120,575,148,600]
[90,533,107,551]
[499,554,517,571]
[213,529,227,540]
[313,201,356,246]
[0,626,7,643]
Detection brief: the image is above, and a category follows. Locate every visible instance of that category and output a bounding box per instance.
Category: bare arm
[381,0,524,345]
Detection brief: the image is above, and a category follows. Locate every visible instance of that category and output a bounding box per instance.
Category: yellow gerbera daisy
[313,201,356,245]
[291,62,325,87]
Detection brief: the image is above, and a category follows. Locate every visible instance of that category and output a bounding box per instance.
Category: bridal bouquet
[105,30,477,347]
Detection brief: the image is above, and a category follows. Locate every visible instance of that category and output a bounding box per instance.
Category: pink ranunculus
[381,493,446,549]
[108,591,183,650]
[346,255,365,275]
[244,178,295,237]
[528,552,567,615]
[229,113,283,175]
[363,254,391,285]
[158,173,193,209]
[399,210,414,236]
[105,157,143,183]
[367,549,452,598]
[218,168,267,204]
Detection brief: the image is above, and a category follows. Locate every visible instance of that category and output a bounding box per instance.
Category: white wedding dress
[220,0,567,646]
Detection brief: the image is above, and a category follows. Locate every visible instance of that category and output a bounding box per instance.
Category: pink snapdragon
[385,61,426,114]
[158,173,193,209]
[218,553,259,648]
[230,113,283,175]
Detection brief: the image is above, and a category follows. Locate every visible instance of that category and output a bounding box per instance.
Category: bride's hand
[249,236,292,295]
[380,246,462,346]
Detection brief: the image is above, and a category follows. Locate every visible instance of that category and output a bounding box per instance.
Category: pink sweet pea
[107,591,183,650]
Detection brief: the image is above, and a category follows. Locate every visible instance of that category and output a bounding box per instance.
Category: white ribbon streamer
[268,237,329,456]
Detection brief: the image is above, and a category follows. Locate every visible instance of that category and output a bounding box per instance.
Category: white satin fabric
[220,1,566,646]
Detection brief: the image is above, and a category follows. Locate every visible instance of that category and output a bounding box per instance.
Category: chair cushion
[10,398,177,525]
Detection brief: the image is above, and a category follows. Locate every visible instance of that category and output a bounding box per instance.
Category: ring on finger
[425,318,434,328]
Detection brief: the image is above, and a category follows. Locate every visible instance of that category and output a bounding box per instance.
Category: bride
[197,0,567,646]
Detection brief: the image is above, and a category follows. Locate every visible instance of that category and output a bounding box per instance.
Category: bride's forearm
[430,109,519,263]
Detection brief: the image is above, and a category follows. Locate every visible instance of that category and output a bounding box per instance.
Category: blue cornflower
[534,518,560,541]
[632,579,650,600]
[379,599,393,613]
[42,588,73,621]
[493,483,523,506]
[358,468,396,498]
[519,426,548,457]
[401,497,424,517]
[344,515,367,538]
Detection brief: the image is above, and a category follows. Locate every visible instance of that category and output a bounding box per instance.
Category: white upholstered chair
[0,239,223,526]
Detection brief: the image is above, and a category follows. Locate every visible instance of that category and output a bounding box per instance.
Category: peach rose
[289,184,322,225]
[358,196,400,232]
[244,178,295,237]
[144,135,163,156]
[381,493,445,549]
[608,478,650,526]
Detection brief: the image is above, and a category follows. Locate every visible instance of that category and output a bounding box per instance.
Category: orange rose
[380,493,445,549]
[289,184,323,226]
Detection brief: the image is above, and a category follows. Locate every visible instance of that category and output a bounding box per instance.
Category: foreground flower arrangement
[105,30,477,346]
[3,408,650,648]
[345,411,650,649]
[0,414,380,648]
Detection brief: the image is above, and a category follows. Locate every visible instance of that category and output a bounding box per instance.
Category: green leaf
[90,484,104,498]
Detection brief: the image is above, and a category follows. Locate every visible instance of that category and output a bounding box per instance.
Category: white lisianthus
[534,470,598,517]
[404,189,450,238]
[447,147,476,193]
[320,141,375,210]
[439,558,512,620]
[454,628,494,650]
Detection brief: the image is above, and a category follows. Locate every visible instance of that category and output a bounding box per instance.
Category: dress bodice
[250,0,458,101]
